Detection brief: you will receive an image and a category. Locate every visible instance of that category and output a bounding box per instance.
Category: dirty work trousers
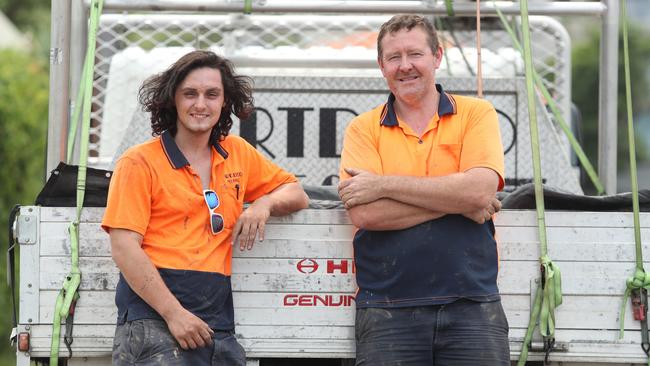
[355,299,510,366]
[112,318,246,365]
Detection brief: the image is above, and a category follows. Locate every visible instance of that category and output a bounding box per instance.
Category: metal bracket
[9,327,17,346]
[16,215,37,245]
[529,341,569,353]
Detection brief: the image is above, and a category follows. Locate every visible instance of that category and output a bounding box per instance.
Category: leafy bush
[0,48,49,366]
[572,23,650,173]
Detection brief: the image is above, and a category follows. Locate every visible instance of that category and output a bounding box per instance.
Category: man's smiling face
[378,27,442,105]
[174,67,225,137]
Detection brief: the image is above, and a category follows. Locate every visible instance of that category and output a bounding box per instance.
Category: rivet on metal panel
[27,208,33,212]
[27,283,32,288]
[24,217,30,222]
[27,318,32,323]
[25,325,30,330]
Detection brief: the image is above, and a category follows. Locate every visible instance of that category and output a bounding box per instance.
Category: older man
[339,15,509,366]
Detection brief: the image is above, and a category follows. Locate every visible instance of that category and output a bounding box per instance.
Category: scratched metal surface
[15,206,650,363]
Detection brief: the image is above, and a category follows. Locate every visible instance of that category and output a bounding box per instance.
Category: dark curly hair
[138,50,254,140]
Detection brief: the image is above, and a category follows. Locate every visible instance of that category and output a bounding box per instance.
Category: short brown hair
[377,14,440,59]
[138,50,254,140]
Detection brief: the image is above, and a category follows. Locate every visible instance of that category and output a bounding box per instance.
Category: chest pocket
[430,143,462,176]
[219,184,243,230]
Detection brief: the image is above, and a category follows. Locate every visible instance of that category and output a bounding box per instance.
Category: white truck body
[15,1,647,365]
[14,207,650,365]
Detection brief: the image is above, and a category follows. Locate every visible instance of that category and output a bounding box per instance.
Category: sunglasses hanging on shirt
[203,189,225,234]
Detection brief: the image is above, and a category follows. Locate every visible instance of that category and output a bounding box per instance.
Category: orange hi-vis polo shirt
[103,131,297,274]
[102,130,297,329]
[339,84,506,308]
[340,84,504,185]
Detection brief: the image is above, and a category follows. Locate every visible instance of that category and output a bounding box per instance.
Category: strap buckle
[63,298,78,358]
[632,288,646,321]
[632,289,650,356]
[543,337,555,364]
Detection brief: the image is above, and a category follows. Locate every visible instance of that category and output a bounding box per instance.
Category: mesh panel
[89,10,576,192]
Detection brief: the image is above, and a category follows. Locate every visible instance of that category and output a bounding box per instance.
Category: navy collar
[160,130,229,169]
[380,84,456,127]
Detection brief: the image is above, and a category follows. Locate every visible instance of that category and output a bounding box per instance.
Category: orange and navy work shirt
[102,131,297,330]
[340,84,505,308]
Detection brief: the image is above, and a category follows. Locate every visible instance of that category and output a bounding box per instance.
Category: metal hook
[543,337,555,364]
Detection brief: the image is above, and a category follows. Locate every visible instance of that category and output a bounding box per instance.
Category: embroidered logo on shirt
[224,171,243,184]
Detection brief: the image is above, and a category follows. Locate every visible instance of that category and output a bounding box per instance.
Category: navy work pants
[355,299,510,366]
[112,319,246,366]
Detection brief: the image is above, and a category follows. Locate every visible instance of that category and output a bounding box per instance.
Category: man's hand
[232,182,308,250]
[462,196,502,224]
[164,307,214,350]
[233,197,272,251]
[338,168,384,209]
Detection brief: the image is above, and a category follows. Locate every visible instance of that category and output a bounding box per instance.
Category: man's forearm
[380,168,499,214]
[110,229,215,349]
[263,182,309,216]
[348,198,445,230]
[111,234,183,321]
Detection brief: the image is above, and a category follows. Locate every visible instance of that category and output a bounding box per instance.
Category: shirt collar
[380,84,457,127]
[160,130,229,169]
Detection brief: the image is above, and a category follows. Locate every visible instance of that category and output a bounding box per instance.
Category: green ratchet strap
[66,48,90,162]
[515,0,563,364]
[444,0,455,17]
[617,0,650,364]
[243,0,253,14]
[50,0,104,364]
[493,4,605,195]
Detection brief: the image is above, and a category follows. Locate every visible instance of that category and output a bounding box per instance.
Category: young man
[338,15,509,365]
[102,50,309,365]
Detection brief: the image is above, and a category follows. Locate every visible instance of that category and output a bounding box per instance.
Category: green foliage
[572,22,650,191]
[0,0,50,60]
[0,49,49,366]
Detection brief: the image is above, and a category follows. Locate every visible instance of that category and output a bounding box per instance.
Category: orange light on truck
[17,332,29,352]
